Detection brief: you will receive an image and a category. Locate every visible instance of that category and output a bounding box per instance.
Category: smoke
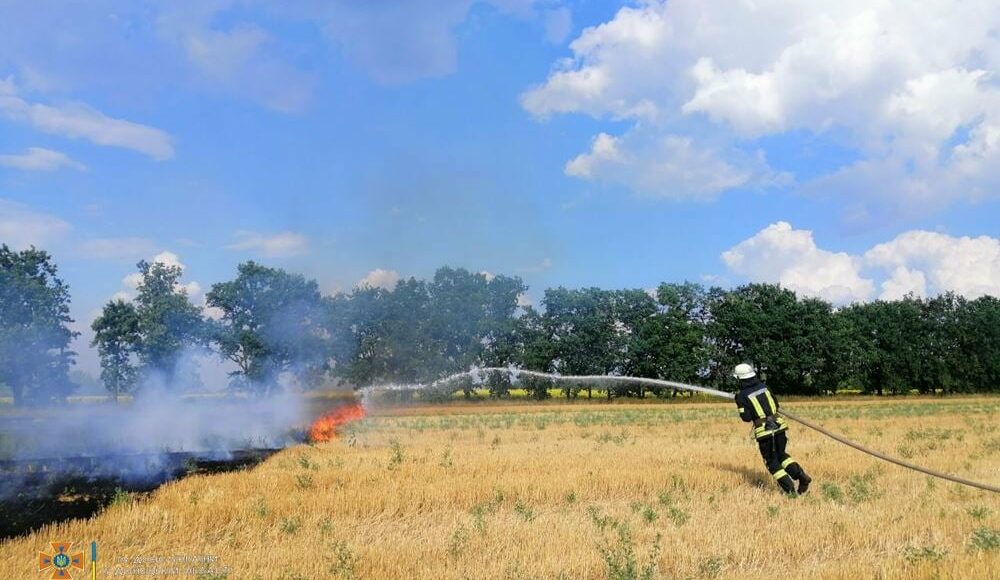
[0,347,308,499]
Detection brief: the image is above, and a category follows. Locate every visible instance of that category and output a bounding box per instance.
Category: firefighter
[733,363,811,495]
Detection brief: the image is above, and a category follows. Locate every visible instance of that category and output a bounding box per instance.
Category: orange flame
[308,402,366,442]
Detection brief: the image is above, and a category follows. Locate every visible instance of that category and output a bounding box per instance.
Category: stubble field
[2,396,999,579]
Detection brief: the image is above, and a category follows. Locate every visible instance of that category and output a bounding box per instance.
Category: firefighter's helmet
[732,363,756,380]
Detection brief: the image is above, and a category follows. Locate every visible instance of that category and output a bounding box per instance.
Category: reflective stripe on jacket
[735,380,788,439]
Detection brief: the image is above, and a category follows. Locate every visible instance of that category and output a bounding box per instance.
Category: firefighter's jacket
[735,379,788,439]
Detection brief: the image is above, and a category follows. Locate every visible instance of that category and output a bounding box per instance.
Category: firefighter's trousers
[757,431,807,494]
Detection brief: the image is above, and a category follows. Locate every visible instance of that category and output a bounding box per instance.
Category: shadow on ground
[711,461,772,489]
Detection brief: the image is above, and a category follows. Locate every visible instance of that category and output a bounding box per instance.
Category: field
[2,396,999,579]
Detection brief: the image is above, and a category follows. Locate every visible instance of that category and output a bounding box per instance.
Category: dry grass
[3,397,999,579]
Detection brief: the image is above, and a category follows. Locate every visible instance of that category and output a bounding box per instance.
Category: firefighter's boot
[783,459,811,494]
[773,470,797,496]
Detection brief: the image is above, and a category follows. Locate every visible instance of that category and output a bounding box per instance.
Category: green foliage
[0,245,78,405]
[387,439,405,470]
[9,246,1000,401]
[91,299,140,401]
[966,506,989,520]
[127,259,205,388]
[598,523,661,580]
[448,525,469,558]
[109,487,133,507]
[279,516,302,535]
[513,499,536,522]
[903,545,947,564]
[329,542,358,579]
[821,482,844,503]
[207,262,327,394]
[330,267,525,386]
[968,527,1000,552]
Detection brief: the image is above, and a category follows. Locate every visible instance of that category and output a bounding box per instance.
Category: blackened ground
[0,449,280,540]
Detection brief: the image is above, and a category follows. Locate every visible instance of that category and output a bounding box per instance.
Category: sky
[1,1,998,378]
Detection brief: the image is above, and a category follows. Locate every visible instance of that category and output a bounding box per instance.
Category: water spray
[405,367,1000,494]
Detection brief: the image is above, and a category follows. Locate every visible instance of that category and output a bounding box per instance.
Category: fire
[308,402,366,442]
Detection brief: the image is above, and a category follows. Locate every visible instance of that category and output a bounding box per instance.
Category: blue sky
[1,1,998,375]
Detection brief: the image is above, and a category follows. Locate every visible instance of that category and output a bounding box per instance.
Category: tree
[953,296,1000,392]
[706,284,841,395]
[632,283,709,396]
[0,245,77,405]
[329,268,525,393]
[540,287,620,398]
[207,262,328,394]
[91,299,141,401]
[841,297,926,395]
[132,260,205,386]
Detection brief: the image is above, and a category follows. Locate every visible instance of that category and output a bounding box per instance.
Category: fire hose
[434,368,1000,494]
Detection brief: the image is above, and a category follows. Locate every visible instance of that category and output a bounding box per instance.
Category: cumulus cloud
[117,251,202,301]
[723,222,1000,303]
[0,147,85,171]
[0,198,72,250]
[357,268,400,290]
[523,0,1000,211]
[863,231,1000,299]
[226,231,308,257]
[565,131,777,200]
[722,222,875,303]
[0,78,175,160]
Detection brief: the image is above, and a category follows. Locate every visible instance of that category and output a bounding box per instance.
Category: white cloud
[722,222,875,303]
[523,0,1000,211]
[116,250,202,301]
[226,231,308,257]
[0,198,72,250]
[479,270,496,281]
[878,266,927,300]
[357,268,400,290]
[565,131,775,200]
[150,250,185,270]
[864,231,1000,299]
[0,78,174,160]
[77,237,157,261]
[723,222,1000,303]
[517,292,533,307]
[0,147,85,171]
[110,291,134,303]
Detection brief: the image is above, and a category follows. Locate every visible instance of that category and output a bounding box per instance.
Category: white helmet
[732,363,756,380]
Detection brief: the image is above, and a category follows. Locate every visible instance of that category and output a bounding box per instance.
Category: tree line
[2,243,998,405]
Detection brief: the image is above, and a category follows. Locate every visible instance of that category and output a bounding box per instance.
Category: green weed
[295,473,314,489]
[598,524,660,580]
[821,482,844,503]
[903,545,947,564]
[329,541,358,579]
[967,506,990,520]
[968,527,1000,552]
[514,500,536,522]
[279,517,302,535]
[449,525,469,558]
